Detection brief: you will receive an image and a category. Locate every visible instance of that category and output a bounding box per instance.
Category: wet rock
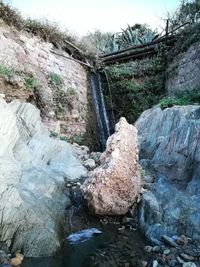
[142,174,154,183]
[182,263,197,267]
[176,235,190,246]
[183,244,200,257]
[180,253,195,261]
[152,260,159,267]
[136,105,200,243]
[168,259,177,267]
[81,117,142,215]
[177,256,185,264]
[152,246,160,253]
[67,228,102,244]
[83,159,96,170]
[163,249,171,255]
[140,260,148,267]
[144,246,153,253]
[90,152,102,165]
[161,236,178,248]
[14,253,23,262]
[73,143,90,162]
[10,257,22,266]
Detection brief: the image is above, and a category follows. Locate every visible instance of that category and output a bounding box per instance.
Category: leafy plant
[159,89,200,109]
[0,1,24,29]
[60,134,84,145]
[24,75,38,91]
[47,72,64,88]
[0,2,86,59]
[67,87,76,96]
[0,65,14,77]
[104,55,165,123]
[118,24,158,49]
[168,0,200,32]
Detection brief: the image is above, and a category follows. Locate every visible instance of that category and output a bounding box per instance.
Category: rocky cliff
[0,97,86,257]
[0,24,88,139]
[135,105,200,243]
[166,41,200,95]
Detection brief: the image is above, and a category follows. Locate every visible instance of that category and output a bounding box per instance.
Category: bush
[168,0,200,31]
[0,64,38,91]
[0,65,14,77]
[159,89,200,109]
[0,1,24,29]
[104,55,165,122]
[0,1,86,59]
[24,19,77,48]
[23,75,38,91]
[47,72,64,88]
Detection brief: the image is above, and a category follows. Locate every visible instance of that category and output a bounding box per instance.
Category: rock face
[135,105,200,243]
[81,117,141,215]
[166,41,200,95]
[0,25,88,138]
[0,98,86,257]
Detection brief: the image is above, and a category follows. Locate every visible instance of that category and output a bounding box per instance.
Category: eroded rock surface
[0,99,86,257]
[81,117,141,215]
[135,105,200,243]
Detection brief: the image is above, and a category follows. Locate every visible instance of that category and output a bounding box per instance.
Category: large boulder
[81,117,141,215]
[0,98,86,257]
[135,105,200,243]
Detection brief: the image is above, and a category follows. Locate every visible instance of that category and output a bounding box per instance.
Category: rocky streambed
[0,172,200,267]
[0,99,200,267]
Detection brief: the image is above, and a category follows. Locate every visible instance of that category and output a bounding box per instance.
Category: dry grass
[0,1,91,60]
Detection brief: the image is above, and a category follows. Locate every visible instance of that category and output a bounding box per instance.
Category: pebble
[118,226,125,231]
[163,249,171,255]
[176,235,190,246]
[182,263,197,267]
[10,257,22,266]
[152,246,160,252]
[161,235,178,247]
[140,260,148,267]
[169,259,177,267]
[180,253,195,261]
[144,246,153,253]
[15,253,24,262]
[152,260,159,267]
[122,217,135,225]
[177,256,185,264]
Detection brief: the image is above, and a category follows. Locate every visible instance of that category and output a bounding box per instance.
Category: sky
[7,0,181,36]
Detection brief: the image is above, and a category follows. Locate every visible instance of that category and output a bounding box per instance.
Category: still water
[22,225,118,267]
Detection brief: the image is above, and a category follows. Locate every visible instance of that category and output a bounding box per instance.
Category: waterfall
[90,71,111,149]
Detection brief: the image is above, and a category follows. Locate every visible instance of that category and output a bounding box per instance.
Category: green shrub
[67,87,76,96]
[60,134,84,145]
[24,74,38,91]
[0,64,38,91]
[47,72,64,88]
[24,19,76,46]
[104,55,165,122]
[159,89,200,109]
[0,65,14,77]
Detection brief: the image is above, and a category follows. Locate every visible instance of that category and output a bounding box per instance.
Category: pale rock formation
[0,99,87,257]
[81,117,142,215]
